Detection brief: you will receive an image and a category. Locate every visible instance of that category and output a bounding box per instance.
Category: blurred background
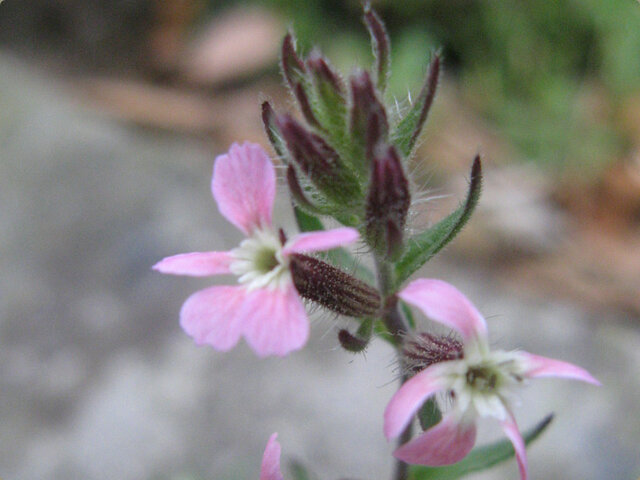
[0,0,639,479]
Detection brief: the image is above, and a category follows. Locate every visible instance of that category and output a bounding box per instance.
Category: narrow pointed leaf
[395,156,481,287]
[392,53,440,158]
[408,414,554,480]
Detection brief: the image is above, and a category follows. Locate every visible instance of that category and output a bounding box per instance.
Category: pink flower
[154,142,359,357]
[384,279,600,480]
[260,433,284,480]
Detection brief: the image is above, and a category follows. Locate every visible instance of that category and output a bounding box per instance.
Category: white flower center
[448,349,526,421]
[229,229,290,291]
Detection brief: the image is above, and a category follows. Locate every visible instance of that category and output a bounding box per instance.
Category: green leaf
[293,207,374,283]
[289,460,315,480]
[392,53,440,158]
[394,156,482,287]
[408,414,554,480]
[417,397,442,431]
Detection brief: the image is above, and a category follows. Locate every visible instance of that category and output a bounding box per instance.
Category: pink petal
[212,142,276,235]
[398,279,488,344]
[240,285,309,357]
[180,285,247,351]
[499,409,528,480]
[393,414,477,466]
[518,352,600,385]
[260,433,284,480]
[281,227,360,256]
[153,251,233,277]
[384,363,452,439]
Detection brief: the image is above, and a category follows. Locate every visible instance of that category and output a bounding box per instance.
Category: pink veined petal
[212,142,276,235]
[398,279,488,344]
[393,414,477,466]
[281,227,360,257]
[260,433,284,480]
[518,352,601,385]
[240,284,309,357]
[179,285,248,351]
[153,251,233,277]
[499,409,528,480]
[384,362,453,439]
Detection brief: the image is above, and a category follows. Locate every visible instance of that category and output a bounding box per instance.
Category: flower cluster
[154,4,599,479]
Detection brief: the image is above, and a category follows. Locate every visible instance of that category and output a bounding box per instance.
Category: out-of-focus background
[1,1,639,479]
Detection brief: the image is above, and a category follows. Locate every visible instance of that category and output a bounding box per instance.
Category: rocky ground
[0,52,638,480]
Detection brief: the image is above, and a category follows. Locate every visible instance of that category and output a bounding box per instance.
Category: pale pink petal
[180,286,247,351]
[384,363,453,439]
[518,352,600,385]
[212,142,276,235]
[281,227,360,256]
[393,414,477,466]
[260,433,284,480]
[153,251,233,276]
[241,285,309,357]
[499,409,528,480]
[398,279,488,344]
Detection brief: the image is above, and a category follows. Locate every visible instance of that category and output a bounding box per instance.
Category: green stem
[374,257,411,480]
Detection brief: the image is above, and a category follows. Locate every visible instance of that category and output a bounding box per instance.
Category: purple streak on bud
[281,33,307,89]
[402,332,464,375]
[277,114,359,201]
[278,228,287,246]
[307,50,345,96]
[289,254,381,317]
[363,3,391,92]
[338,328,369,353]
[365,145,410,259]
[350,70,388,161]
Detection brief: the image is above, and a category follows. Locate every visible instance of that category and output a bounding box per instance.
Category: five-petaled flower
[260,433,284,480]
[154,142,359,357]
[384,279,600,480]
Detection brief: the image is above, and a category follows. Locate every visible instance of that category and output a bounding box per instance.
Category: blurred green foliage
[209,0,640,177]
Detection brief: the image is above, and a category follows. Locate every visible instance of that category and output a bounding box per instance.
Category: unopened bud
[289,254,381,317]
[281,33,307,89]
[306,51,347,134]
[277,114,360,203]
[338,328,368,353]
[363,3,391,92]
[365,145,410,259]
[402,332,463,375]
[349,70,388,164]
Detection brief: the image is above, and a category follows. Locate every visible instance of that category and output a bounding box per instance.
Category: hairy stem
[374,257,411,480]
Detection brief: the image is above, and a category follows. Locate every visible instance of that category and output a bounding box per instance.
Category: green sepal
[392,53,440,158]
[293,207,373,283]
[408,414,554,480]
[400,300,415,329]
[394,155,481,287]
[417,396,442,431]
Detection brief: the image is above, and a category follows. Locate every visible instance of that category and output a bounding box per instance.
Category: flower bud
[349,70,388,166]
[402,332,463,375]
[289,254,381,317]
[306,51,347,136]
[338,328,368,353]
[365,145,410,259]
[281,32,307,89]
[277,114,361,203]
[363,3,391,92]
